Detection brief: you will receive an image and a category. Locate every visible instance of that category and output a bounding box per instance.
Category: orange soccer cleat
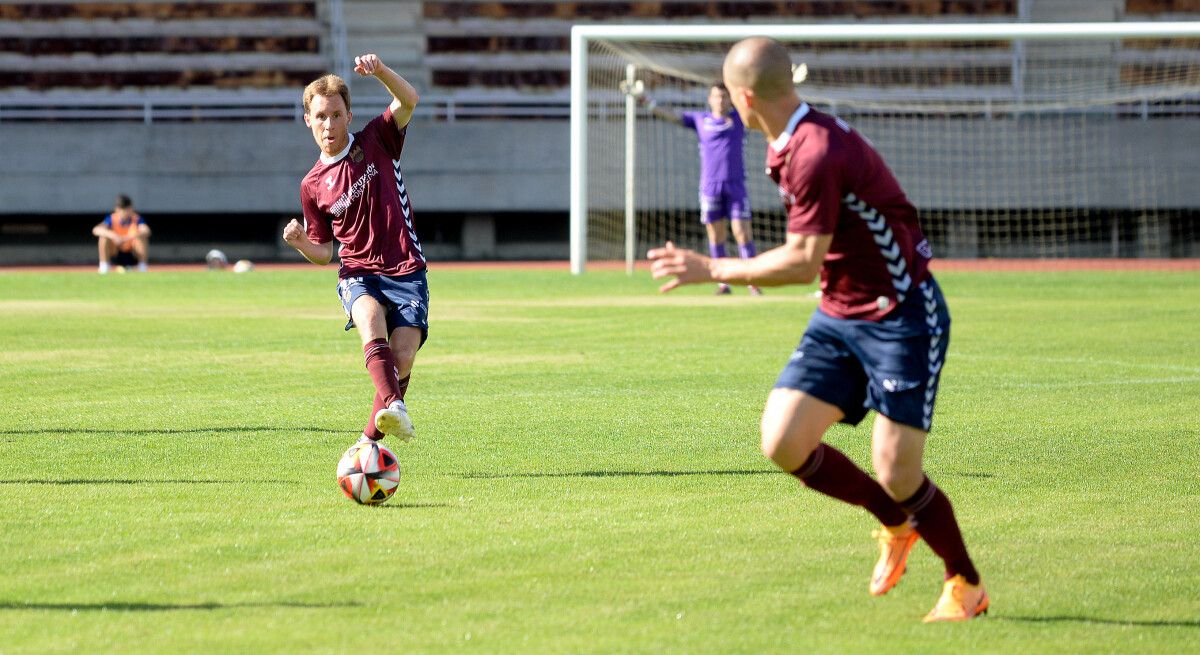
[869,521,919,596]
[923,575,990,623]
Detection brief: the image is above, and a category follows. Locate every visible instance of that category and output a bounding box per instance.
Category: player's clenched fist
[354,54,384,77]
[282,218,306,245]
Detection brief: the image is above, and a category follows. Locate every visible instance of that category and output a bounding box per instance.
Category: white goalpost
[569,22,1200,274]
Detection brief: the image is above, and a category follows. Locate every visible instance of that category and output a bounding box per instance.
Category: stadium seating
[0,1,328,90]
[419,1,1059,90]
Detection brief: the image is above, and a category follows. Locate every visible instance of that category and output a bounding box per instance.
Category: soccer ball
[337,440,401,505]
[232,259,254,273]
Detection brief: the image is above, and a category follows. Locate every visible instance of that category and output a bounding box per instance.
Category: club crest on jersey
[350,144,364,163]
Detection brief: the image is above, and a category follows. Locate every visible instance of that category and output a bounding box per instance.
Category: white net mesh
[582,32,1200,264]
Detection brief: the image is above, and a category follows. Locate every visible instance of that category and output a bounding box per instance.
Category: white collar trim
[320,133,355,165]
[770,102,810,153]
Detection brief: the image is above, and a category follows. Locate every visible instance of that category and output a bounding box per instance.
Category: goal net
[569,23,1200,272]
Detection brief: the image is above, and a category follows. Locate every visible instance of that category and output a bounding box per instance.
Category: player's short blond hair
[303,74,351,114]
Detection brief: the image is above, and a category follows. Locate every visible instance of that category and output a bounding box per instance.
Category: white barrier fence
[0,91,574,123]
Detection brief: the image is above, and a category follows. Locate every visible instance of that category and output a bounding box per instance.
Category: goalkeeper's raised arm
[637,93,684,125]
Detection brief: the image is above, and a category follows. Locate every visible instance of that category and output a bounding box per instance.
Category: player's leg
[765,389,908,527]
[730,215,761,296]
[860,276,985,617]
[367,272,429,442]
[871,415,985,620]
[344,281,407,439]
[371,326,421,441]
[363,328,417,439]
[97,237,116,274]
[701,191,732,294]
[130,236,149,272]
[864,415,923,596]
[389,326,420,382]
[704,219,728,256]
[769,319,909,532]
[760,388,840,470]
[705,221,732,295]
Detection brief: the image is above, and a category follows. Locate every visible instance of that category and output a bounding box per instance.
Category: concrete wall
[6,114,1196,217]
[2,112,1196,263]
[0,117,568,215]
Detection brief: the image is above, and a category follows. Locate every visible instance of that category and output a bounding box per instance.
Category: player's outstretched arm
[648,233,831,293]
[282,218,334,266]
[354,53,419,129]
[638,95,683,126]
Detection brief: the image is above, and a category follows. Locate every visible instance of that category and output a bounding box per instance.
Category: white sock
[98,262,110,274]
[136,262,148,272]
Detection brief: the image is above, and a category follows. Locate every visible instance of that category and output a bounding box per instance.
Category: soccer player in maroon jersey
[283,54,424,448]
[648,37,988,622]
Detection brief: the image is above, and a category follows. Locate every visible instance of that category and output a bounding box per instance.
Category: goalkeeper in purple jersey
[642,83,762,295]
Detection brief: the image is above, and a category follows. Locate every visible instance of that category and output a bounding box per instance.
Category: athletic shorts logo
[338,277,360,305]
[881,378,920,393]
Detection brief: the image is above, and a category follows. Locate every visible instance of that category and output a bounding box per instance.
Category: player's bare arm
[353,54,419,129]
[92,222,126,245]
[637,94,683,125]
[648,232,831,293]
[282,218,334,266]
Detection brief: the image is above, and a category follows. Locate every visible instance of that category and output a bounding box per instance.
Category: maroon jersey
[301,106,425,279]
[767,103,931,321]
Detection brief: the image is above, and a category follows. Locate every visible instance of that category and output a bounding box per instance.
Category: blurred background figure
[92,194,150,274]
[206,249,229,270]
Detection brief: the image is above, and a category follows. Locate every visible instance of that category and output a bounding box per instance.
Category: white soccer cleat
[374,400,416,442]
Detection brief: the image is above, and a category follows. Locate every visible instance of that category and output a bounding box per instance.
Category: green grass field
[1,267,1197,653]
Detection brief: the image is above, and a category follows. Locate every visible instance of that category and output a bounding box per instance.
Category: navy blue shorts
[774,276,950,431]
[336,270,429,346]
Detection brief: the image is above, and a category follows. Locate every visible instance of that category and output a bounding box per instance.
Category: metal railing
[0,91,573,123]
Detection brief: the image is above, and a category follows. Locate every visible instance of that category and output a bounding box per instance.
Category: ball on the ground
[336,441,401,505]
[232,259,254,273]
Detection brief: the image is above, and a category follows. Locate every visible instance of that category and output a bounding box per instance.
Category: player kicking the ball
[648,37,987,623]
[284,54,425,448]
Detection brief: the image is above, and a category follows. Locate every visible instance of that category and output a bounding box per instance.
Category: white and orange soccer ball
[336,440,401,505]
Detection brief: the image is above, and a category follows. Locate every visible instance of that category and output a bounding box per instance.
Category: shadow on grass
[460,469,776,479]
[996,615,1200,628]
[0,600,361,612]
[0,479,289,485]
[0,427,335,437]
